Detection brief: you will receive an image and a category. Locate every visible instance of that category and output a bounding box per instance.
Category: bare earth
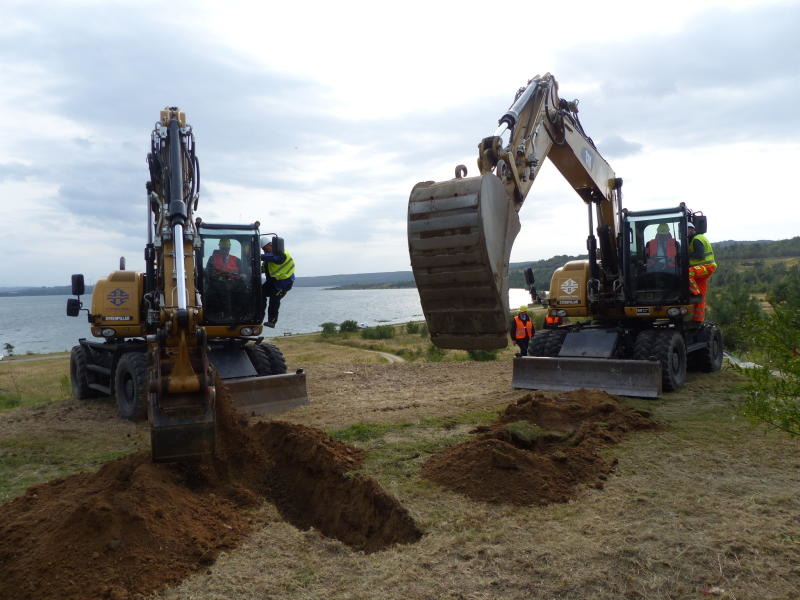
[1,353,799,600]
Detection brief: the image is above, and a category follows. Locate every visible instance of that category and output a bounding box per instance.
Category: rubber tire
[246,343,288,375]
[70,345,101,399]
[114,352,149,421]
[634,329,687,392]
[695,325,723,373]
[528,330,567,357]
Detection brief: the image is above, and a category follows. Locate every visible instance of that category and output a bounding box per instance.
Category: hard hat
[657,223,670,234]
[219,237,232,248]
[687,222,696,229]
[260,235,272,248]
[519,305,528,313]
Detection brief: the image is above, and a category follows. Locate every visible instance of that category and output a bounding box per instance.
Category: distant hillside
[0,285,93,297]
[1,237,797,297]
[295,271,415,288]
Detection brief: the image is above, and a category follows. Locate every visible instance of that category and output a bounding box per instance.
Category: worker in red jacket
[509,305,534,356]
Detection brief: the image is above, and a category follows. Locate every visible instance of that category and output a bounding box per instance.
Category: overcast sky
[0,0,798,286]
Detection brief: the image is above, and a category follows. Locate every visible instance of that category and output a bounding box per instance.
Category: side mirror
[119,257,126,270]
[692,215,708,235]
[272,236,285,255]
[71,274,85,296]
[66,298,81,317]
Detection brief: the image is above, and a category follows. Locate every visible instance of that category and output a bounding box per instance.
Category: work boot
[264,320,276,328]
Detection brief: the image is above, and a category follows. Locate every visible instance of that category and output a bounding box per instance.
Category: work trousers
[261,279,294,324]
[688,263,716,322]
[515,338,531,356]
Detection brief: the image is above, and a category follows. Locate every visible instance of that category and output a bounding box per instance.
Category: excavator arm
[408,74,622,349]
[145,108,216,462]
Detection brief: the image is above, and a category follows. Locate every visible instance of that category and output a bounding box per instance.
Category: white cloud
[0,0,797,286]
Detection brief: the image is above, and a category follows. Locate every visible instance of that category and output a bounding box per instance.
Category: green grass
[328,422,408,442]
[0,358,72,413]
[0,435,136,503]
[328,407,505,491]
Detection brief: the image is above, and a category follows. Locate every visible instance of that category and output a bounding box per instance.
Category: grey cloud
[552,3,800,147]
[0,162,40,181]
[598,135,643,158]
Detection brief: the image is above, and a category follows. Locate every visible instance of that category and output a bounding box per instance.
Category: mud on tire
[246,343,288,375]
[114,352,149,421]
[634,329,687,392]
[528,329,567,357]
[70,345,101,400]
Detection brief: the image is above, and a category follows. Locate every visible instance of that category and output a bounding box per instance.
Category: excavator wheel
[69,345,101,400]
[246,343,287,375]
[634,329,687,392]
[528,329,568,357]
[114,352,149,421]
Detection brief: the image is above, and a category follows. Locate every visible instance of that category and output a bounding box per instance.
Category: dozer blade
[512,356,663,398]
[225,371,308,416]
[408,173,520,350]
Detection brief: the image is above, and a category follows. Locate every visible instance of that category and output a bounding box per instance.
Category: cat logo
[107,288,129,306]
[559,278,579,295]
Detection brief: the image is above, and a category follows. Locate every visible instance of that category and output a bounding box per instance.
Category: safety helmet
[687,222,696,230]
[260,235,272,248]
[219,237,232,248]
[657,223,670,235]
[519,305,528,313]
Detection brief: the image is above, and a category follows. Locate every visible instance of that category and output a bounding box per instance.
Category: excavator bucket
[512,356,663,398]
[408,173,520,349]
[225,371,308,416]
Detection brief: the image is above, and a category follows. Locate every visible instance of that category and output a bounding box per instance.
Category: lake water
[0,288,535,355]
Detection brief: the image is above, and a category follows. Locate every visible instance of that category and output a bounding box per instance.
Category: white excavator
[407,74,722,397]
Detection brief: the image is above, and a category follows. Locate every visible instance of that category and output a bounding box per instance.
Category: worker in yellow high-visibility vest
[687,222,717,323]
[260,235,296,328]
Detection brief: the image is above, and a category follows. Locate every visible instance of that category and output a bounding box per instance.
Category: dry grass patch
[156,367,800,600]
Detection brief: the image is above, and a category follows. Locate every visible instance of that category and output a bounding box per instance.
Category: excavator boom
[407,74,667,397]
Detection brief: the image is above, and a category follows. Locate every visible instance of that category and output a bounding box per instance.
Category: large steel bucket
[408,173,520,349]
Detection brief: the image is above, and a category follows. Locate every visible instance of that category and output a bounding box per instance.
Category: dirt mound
[0,383,421,600]
[422,389,658,505]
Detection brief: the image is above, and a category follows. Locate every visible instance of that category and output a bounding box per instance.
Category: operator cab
[622,207,691,306]
[196,223,262,325]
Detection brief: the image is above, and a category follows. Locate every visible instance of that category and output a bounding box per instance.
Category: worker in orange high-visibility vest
[687,222,717,322]
[509,305,534,356]
[544,313,563,329]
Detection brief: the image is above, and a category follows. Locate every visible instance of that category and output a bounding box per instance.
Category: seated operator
[206,237,241,277]
[646,223,679,272]
[205,237,242,319]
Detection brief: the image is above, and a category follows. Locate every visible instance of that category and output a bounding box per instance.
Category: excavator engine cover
[408,173,520,349]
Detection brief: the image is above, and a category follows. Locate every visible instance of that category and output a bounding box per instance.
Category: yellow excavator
[408,74,722,397]
[67,108,307,462]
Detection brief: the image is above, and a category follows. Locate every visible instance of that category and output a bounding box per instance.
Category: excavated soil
[0,384,421,600]
[422,389,659,505]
